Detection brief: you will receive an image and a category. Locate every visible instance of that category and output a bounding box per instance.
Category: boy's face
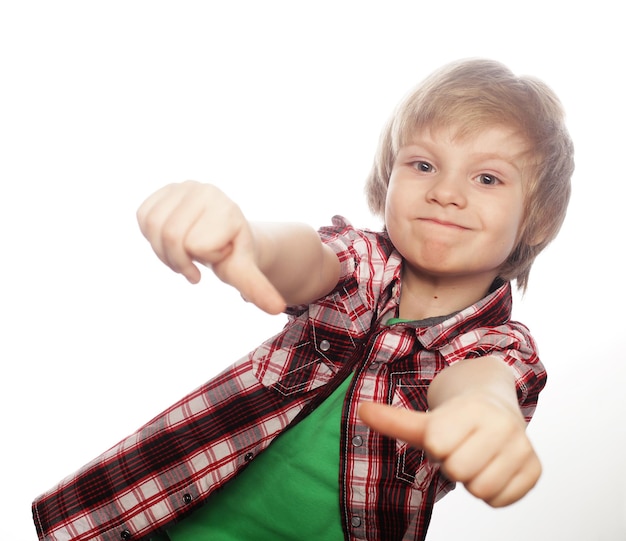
[385,124,529,291]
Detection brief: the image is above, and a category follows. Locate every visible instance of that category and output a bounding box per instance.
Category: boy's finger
[358,402,429,449]
[136,185,196,275]
[462,434,541,507]
[237,267,287,315]
[213,255,286,315]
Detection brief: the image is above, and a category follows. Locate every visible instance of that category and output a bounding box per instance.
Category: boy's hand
[358,394,541,507]
[136,181,286,314]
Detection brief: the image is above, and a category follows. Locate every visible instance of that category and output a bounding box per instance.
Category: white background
[2,1,625,539]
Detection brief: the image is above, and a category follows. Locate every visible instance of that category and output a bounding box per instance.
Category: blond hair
[365,58,574,291]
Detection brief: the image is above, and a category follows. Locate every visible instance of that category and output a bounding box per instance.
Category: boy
[32,58,574,541]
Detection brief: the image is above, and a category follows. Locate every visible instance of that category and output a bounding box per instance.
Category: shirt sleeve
[317,216,360,281]
[459,321,547,422]
[284,216,368,317]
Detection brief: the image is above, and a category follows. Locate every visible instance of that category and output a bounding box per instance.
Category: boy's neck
[398,266,498,320]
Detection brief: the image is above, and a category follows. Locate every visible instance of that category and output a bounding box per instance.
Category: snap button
[120,529,132,540]
[319,339,330,352]
[244,452,254,462]
[368,361,379,371]
[352,435,363,447]
[183,493,192,504]
[351,515,362,527]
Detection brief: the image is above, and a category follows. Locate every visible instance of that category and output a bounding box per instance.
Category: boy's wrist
[427,358,526,428]
[454,390,527,429]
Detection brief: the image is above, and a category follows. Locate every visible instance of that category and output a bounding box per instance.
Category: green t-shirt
[166,376,352,541]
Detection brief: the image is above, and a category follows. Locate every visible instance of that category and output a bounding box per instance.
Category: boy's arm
[250,220,341,307]
[137,181,341,314]
[359,356,542,507]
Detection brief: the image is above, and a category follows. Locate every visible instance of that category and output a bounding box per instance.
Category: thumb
[358,402,429,449]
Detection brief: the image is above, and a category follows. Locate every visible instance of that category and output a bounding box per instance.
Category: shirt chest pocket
[389,372,436,489]
[251,316,362,397]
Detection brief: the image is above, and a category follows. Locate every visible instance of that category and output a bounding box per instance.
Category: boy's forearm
[251,222,341,306]
[427,356,524,422]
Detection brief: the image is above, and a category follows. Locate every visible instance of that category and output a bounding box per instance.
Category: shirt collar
[416,280,513,349]
[378,248,513,350]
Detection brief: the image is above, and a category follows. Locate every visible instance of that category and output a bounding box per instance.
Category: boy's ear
[519,219,549,248]
[527,227,549,247]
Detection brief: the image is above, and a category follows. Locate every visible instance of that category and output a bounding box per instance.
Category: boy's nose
[425,172,468,207]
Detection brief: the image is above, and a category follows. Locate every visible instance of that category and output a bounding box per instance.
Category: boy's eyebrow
[471,150,530,174]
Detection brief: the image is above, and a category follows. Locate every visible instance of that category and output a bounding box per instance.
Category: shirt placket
[340,325,419,540]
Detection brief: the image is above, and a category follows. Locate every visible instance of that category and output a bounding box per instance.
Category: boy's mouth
[418,217,470,230]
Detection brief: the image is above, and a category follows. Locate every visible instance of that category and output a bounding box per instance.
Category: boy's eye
[477,173,500,185]
[413,161,433,172]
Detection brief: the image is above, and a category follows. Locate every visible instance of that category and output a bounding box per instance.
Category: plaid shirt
[32,216,546,541]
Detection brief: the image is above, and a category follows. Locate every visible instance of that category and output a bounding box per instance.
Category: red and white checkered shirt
[32,216,546,541]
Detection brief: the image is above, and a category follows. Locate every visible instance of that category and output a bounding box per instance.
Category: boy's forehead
[401,122,534,162]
